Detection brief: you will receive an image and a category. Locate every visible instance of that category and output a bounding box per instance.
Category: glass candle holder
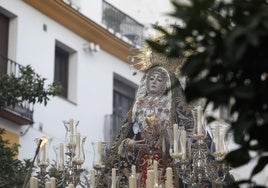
[72,133,87,167]
[208,121,230,161]
[92,141,108,171]
[36,136,50,169]
[53,143,65,171]
[192,106,207,140]
[178,125,189,163]
[63,119,79,150]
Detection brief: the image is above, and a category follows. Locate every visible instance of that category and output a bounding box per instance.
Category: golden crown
[131,31,185,77]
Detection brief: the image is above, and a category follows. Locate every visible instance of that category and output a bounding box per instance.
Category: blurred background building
[0,0,267,187]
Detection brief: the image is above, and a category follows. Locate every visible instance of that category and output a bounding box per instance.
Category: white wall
[1,0,267,185]
[106,0,176,26]
[0,0,142,169]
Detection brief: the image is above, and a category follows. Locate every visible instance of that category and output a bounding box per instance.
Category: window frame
[54,46,69,98]
[111,74,137,143]
[0,12,9,74]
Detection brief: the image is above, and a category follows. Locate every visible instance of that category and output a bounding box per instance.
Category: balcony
[0,55,34,125]
[102,0,144,47]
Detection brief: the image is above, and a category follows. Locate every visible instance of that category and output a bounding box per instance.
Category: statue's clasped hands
[125,138,146,149]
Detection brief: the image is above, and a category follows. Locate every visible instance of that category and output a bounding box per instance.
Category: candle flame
[40,136,47,148]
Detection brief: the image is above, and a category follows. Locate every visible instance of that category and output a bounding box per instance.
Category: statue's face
[147,70,166,95]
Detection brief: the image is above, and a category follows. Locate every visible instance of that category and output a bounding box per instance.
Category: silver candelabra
[171,106,231,187]
[31,119,90,188]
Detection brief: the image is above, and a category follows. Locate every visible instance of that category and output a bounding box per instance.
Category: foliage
[0,64,61,186]
[0,128,34,187]
[0,65,61,108]
[46,162,65,188]
[147,0,268,187]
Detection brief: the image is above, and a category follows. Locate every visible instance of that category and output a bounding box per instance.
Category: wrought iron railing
[102,0,144,46]
[60,0,81,11]
[0,54,34,122]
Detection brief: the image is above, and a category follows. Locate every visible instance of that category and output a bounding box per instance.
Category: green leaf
[251,156,268,177]
[148,0,268,182]
[0,65,61,108]
[232,116,254,145]
[233,85,255,100]
[225,148,250,167]
[146,40,166,54]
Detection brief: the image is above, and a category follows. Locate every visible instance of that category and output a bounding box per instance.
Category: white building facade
[0,0,143,170]
[0,0,267,187]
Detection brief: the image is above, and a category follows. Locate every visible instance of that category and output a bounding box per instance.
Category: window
[111,74,137,143]
[54,46,69,98]
[0,12,9,74]
[113,83,135,120]
[54,41,77,102]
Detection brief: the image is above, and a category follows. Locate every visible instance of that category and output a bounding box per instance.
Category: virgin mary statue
[104,65,194,188]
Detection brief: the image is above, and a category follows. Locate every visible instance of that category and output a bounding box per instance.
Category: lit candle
[41,142,46,164]
[50,177,56,188]
[131,165,137,188]
[30,177,38,188]
[45,182,51,188]
[111,168,116,188]
[181,129,187,160]
[69,119,75,147]
[59,143,64,168]
[131,165,136,177]
[153,160,158,185]
[129,175,136,188]
[97,141,102,164]
[30,177,35,188]
[90,169,95,188]
[76,133,81,158]
[34,177,38,188]
[215,123,220,153]
[69,119,74,134]
[165,167,173,188]
[147,169,154,188]
[68,184,74,188]
[173,124,179,153]
[219,129,223,153]
[197,106,203,135]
